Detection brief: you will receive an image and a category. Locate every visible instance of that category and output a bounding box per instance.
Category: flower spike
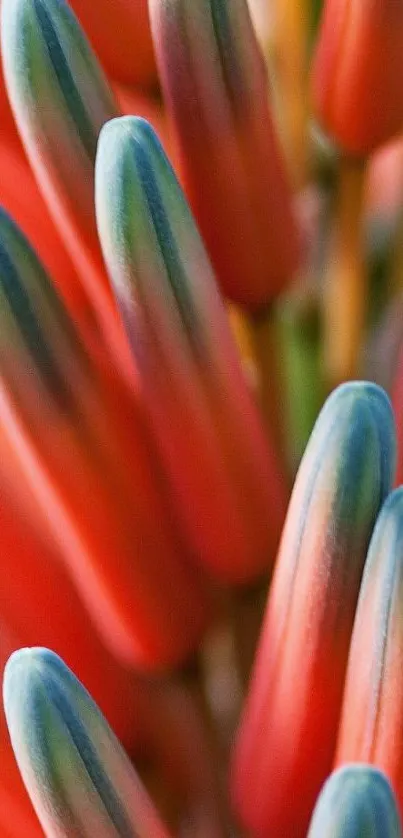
[232,382,396,837]
[308,765,402,837]
[335,488,403,821]
[149,0,300,308]
[0,207,208,669]
[96,115,288,583]
[3,648,173,838]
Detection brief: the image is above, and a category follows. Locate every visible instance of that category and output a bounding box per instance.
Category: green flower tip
[1,0,116,162]
[314,381,396,497]
[308,765,402,837]
[3,647,157,836]
[96,114,205,349]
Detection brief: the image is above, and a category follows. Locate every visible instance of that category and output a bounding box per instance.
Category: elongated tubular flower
[231,382,396,837]
[335,488,403,821]
[311,0,403,156]
[149,0,300,309]
[95,115,288,583]
[0,207,208,669]
[307,765,402,837]
[0,136,88,321]
[67,0,157,88]
[0,0,132,369]
[3,648,173,837]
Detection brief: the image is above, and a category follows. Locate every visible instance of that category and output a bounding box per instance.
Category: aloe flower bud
[0,0,126,360]
[149,0,300,308]
[335,488,403,820]
[96,116,288,583]
[311,0,403,156]
[232,382,396,837]
[0,136,88,322]
[308,765,401,837]
[0,207,208,668]
[3,648,173,837]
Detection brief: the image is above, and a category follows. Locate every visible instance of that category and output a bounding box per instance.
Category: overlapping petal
[0,208,208,668]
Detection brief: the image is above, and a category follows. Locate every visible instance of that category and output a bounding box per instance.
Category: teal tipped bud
[0,206,87,414]
[232,382,397,837]
[335,487,403,817]
[1,0,117,206]
[3,648,173,837]
[308,765,402,837]
[1,0,120,339]
[96,115,288,581]
[1,0,116,155]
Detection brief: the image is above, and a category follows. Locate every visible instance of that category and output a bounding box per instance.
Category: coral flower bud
[0,137,88,321]
[335,488,403,822]
[232,382,396,837]
[308,765,401,837]
[0,208,208,669]
[3,648,173,838]
[96,116,288,583]
[311,0,403,156]
[0,0,126,361]
[149,0,300,308]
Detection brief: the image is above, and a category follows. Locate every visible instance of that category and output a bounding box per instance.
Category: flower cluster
[0,0,403,836]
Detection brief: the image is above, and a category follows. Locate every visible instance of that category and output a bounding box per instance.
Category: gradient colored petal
[0,0,130,368]
[312,0,403,156]
[96,115,288,583]
[4,648,173,837]
[231,382,396,836]
[149,0,300,308]
[308,765,401,837]
[0,137,90,325]
[335,488,403,823]
[0,207,208,668]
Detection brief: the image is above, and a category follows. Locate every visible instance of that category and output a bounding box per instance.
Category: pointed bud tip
[308,765,401,837]
[4,647,64,716]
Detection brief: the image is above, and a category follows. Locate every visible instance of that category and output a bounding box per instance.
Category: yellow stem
[250,307,288,468]
[272,0,309,186]
[390,203,403,297]
[323,157,367,390]
[228,302,288,474]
